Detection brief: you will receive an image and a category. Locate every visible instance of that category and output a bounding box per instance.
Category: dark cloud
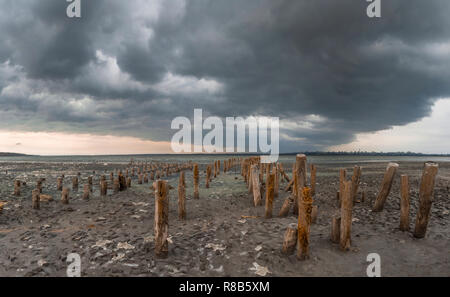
[1,0,450,152]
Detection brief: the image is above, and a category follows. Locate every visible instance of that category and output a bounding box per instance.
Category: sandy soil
[0,160,449,277]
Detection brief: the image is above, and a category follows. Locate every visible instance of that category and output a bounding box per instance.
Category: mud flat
[0,159,449,276]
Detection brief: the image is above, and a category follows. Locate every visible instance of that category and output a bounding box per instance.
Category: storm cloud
[1,0,450,152]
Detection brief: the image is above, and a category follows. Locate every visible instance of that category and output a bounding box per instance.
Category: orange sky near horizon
[0,131,173,156]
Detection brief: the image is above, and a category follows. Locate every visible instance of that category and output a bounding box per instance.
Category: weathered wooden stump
[88,176,93,192]
[72,177,78,191]
[82,184,90,200]
[399,174,410,231]
[127,177,131,188]
[414,163,439,238]
[57,177,63,191]
[61,187,69,204]
[265,173,275,218]
[310,164,317,196]
[372,163,399,212]
[100,179,107,196]
[193,163,199,199]
[340,181,353,250]
[14,180,21,196]
[330,215,341,243]
[278,196,292,217]
[297,187,313,260]
[32,189,40,209]
[154,180,169,258]
[178,172,186,220]
[113,178,120,194]
[350,166,361,203]
[251,165,262,206]
[282,223,298,255]
[138,174,143,184]
[206,165,211,188]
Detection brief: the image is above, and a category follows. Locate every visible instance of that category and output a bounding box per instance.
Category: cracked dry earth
[0,161,449,276]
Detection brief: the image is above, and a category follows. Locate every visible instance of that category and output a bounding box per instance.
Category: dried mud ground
[0,161,449,277]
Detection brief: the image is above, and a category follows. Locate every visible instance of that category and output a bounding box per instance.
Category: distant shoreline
[2,151,449,157]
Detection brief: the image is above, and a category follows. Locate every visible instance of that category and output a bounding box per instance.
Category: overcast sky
[1,0,450,155]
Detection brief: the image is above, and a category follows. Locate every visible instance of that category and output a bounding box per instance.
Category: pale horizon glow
[0,131,173,156]
[329,98,450,154]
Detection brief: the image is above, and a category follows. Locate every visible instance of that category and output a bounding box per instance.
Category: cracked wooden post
[36,179,43,194]
[193,163,199,199]
[282,223,298,255]
[178,172,186,220]
[119,172,127,191]
[339,169,346,205]
[32,189,40,209]
[350,166,362,203]
[14,180,21,196]
[297,187,312,260]
[399,175,410,231]
[273,165,279,197]
[214,161,217,178]
[113,178,120,194]
[279,196,293,217]
[251,164,262,206]
[294,154,307,215]
[248,165,253,194]
[372,163,399,212]
[265,173,275,218]
[330,215,341,243]
[88,176,93,192]
[61,187,69,204]
[57,177,63,191]
[217,160,220,175]
[340,181,353,250]
[310,164,317,196]
[414,163,439,238]
[72,177,78,191]
[100,176,107,196]
[82,184,89,200]
[154,180,169,258]
[206,165,211,188]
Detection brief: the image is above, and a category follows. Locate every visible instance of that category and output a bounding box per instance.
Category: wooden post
[72,177,78,191]
[251,165,262,206]
[36,179,43,194]
[297,187,313,260]
[339,169,346,205]
[206,165,211,188]
[273,165,279,197]
[340,181,353,250]
[127,177,131,188]
[14,180,21,196]
[154,180,169,258]
[248,165,253,193]
[399,175,410,231]
[119,172,127,191]
[310,164,317,196]
[178,172,186,220]
[144,173,149,184]
[110,172,114,182]
[57,177,63,191]
[113,178,120,193]
[372,163,399,212]
[100,179,107,196]
[350,166,362,203]
[193,163,199,199]
[282,223,298,255]
[278,196,292,217]
[83,184,90,200]
[138,174,143,184]
[217,160,220,175]
[265,173,275,218]
[330,215,341,243]
[414,163,439,238]
[294,154,307,215]
[32,189,40,209]
[88,176,93,192]
[61,187,69,204]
